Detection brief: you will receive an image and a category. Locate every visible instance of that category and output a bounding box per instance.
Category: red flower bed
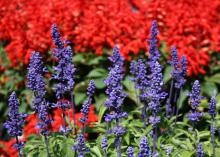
[0,0,220,75]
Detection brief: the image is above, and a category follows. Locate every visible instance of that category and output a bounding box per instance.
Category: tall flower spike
[51,24,76,132]
[188,80,204,109]
[148,20,160,63]
[209,96,216,157]
[27,51,46,97]
[80,80,96,124]
[87,80,95,97]
[129,58,149,128]
[51,24,64,49]
[138,136,151,157]
[187,80,205,122]
[101,136,108,157]
[126,146,134,157]
[197,143,204,157]
[4,92,27,152]
[104,46,127,157]
[169,46,188,89]
[27,52,51,135]
[108,46,124,66]
[209,96,216,116]
[72,134,89,157]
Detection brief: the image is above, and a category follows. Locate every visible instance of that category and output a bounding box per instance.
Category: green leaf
[87,68,107,78]
[205,74,220,84]
[74,92,86,105]
[201,82,218,97]
[163,65,172,83]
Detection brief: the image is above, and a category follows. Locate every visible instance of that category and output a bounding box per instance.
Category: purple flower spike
[80,80,96,124]
[197,143,204,157]
[87,80,95,97]
[187,80,205,122]
[126,146,134,157]
[138,136,151,157]
[72,134,89,157]
[4,92,27,151]
[148,20,160,63]
[51,24,64,49]
[27,52,51,136]
[51,24,76,99]
[188,80,205,109]
[209,96,216,116]
[101,137,108,151]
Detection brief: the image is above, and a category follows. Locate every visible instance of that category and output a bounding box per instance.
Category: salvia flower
[51,24,76,99]
[187,80,205,122]
[27,52,51,135]
[4,92,27,151]
[80,98,92,124]
[108,46,124,66]
[209,96,216,116]
[72,134,89,157]
[197,143,204,157]
[101,136,108,151]
[147,61,167,114]
[126,146,134,157]
[130,59,148,92]
[138,136,151,157]
[166,147,172,156]
[27,51,46,98]
[188,80,205,109]
[51,24,64,49]
[187,112,205,122]
[87,80,95,97]
[104,47,127,120]
[80,80,96,124]
[148,20,160,63]
[170,46,187,89]
[104,46,127,157]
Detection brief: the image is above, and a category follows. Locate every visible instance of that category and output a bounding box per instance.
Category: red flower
[0,0,220,75]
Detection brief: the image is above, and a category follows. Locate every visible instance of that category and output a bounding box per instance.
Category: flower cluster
[80,80,95,124]
[27,52,51,135]
[197,143,204,157]
[4,92,27,151]
[51,24,76,100]
[147,21,167,126]
[126,146,134,157]
[187,80,205,122]
[72,134,90,156]
[170,46,187,89]
[104,46,127,127]
[138,136,151,157]
[1,0,220,75]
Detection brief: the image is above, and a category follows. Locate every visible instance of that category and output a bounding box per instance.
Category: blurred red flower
[0,0,219,75]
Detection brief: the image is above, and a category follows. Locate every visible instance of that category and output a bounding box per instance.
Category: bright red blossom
[0,0,220,75]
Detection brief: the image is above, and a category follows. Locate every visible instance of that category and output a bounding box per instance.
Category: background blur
[0,0,220,156]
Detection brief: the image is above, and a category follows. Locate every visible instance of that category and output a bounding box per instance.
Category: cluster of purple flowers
[130,59,149,127]
[4,92,27,152]
[170,46,187,89]
[27,52,51,136]
[187,80,205,122]
[72,134,90,157]
[209,96,216,157]
[104,46,127,157]
[138,136,151,157]
[126,146,134,157]
[51,23,76,101]
[197,143,204,157]
[51,24,76,133]
[80,80,95,131]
